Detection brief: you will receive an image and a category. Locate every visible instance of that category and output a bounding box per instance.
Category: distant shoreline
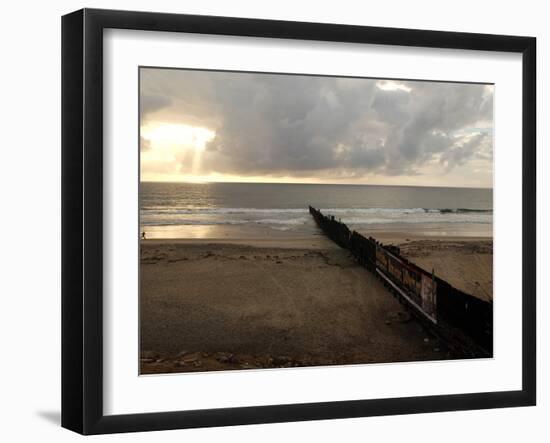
[140,222,493,243]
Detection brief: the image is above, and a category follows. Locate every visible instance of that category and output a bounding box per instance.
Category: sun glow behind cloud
[141,123,215,151]
[375,80,412,92]
[141,123,216,179]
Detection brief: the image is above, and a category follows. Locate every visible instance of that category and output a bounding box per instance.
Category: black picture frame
[61,8,536,435]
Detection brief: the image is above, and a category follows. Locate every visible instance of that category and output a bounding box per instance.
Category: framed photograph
[61,8,536,435]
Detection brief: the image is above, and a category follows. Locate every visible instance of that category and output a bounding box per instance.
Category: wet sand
[139,234,492,374]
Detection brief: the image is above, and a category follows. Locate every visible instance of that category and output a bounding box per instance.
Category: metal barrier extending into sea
[309,206,493,358]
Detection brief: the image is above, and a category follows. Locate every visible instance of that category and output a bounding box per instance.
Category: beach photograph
[139,68,494,374]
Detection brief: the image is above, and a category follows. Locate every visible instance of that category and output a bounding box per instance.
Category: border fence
[309,206,493,357]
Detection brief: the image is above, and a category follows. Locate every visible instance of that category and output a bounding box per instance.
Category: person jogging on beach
[141,231,146,240]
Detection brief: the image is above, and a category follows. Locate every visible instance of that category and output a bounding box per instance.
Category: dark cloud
[140,93,172,118]
[140,68,493,180]
[439,132,491,171]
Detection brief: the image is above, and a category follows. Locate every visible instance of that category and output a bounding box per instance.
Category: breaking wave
[141,206,493,228]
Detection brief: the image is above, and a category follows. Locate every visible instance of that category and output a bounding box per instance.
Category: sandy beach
[397,239,493,302]
[140,233,492,374]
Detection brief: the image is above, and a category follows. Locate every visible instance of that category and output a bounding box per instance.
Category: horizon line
[140,180,493,190]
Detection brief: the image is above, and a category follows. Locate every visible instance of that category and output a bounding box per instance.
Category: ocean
[140,182,493,239]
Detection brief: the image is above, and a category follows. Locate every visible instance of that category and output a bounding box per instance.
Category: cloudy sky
[140,68,493,188]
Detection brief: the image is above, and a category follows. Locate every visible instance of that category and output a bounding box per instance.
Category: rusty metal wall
[309,206,493,357]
